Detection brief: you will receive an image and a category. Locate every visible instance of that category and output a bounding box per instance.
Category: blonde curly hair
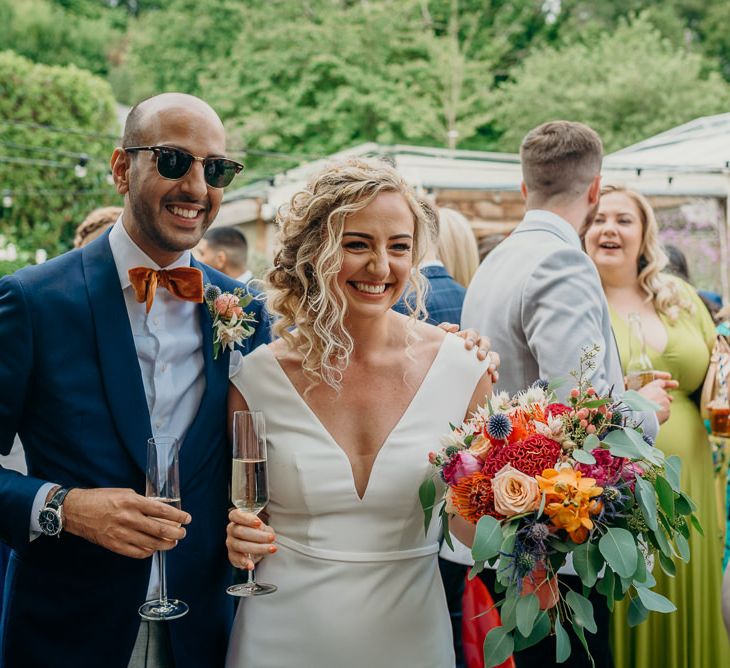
[583,185,693,322]
[266,157,430,390]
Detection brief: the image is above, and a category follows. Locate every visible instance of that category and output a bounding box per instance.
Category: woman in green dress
[582,185,730,668]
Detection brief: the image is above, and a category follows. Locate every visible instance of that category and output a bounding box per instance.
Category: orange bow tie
[128,266,204,313]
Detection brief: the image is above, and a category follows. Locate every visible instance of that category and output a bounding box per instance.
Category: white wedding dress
[225,334,488,668]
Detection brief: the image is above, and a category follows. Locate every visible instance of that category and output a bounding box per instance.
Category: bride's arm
[446,369,493,548]
[226,386,278,569]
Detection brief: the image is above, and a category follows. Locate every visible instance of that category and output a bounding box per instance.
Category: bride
[225,157,490,667]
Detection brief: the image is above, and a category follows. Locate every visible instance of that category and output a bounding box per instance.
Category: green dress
[609,278,730,668]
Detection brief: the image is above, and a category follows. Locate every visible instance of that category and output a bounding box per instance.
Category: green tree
[0,51,121,274]
[0,0,123,77]
[490,15,730,153]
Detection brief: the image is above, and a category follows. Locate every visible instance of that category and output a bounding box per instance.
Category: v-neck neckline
[260,335,450,501]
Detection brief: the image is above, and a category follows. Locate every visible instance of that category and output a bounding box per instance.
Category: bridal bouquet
[420,346,700,667]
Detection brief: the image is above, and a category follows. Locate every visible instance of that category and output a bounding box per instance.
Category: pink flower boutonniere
[204,284,258,360]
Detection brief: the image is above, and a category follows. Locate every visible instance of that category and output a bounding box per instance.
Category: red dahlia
[545,403,571,418]
[482,433,562,478]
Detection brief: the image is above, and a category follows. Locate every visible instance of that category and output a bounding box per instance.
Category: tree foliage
[490,15,730,152]
[0,51,121,274]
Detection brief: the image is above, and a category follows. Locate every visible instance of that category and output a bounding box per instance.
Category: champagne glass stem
[247,555,255,585]
[158,550,168,608]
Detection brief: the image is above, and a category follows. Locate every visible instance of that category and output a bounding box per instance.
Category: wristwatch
[39,487,72,537]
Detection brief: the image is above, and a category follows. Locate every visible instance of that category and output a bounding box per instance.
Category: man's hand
[438,323,500,382]
[62,488,191,559]
[226,509,277,570]
[636,372,678,425]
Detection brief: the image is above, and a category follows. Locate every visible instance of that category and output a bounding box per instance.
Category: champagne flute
[227,410,277,597]
[138,436,189,620]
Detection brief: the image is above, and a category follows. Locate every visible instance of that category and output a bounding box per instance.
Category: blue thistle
[487,413,512,440]
[642,433,655,447]
[533,378,550,391]
[204,284,222,303]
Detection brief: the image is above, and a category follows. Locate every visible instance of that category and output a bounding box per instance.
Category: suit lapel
[82,234,151,474]
[179,260,230,487]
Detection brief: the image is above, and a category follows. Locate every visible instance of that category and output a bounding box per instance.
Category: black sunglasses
[124,145,244,188]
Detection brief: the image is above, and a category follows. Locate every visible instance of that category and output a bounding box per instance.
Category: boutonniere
[204,284,258,360]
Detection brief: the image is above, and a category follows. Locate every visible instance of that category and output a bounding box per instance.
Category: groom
[0,93,272,667]
[461,120,674,667]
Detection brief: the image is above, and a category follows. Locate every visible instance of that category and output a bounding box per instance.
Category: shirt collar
[522,209,582,250]
[420,260,445,269]
[109,216,192,290]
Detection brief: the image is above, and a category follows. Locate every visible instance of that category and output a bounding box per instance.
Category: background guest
[73,206,123,248]
[195,226,252,284]
[393,203,478,325]
[437,208,480,289]
[582,184,730,668]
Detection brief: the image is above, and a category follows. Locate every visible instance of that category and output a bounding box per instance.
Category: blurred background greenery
[2,0,730,274]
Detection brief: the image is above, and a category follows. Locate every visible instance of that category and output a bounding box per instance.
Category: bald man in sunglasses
[0,93,272,667]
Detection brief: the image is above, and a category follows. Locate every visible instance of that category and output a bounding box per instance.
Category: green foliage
[491,14,730,152]
[0,51,120,274]
[0,0,122,77]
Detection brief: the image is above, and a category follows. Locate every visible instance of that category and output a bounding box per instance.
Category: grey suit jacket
[462,209,657,438]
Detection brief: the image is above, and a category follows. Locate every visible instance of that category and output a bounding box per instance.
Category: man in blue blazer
[0,93,271,667]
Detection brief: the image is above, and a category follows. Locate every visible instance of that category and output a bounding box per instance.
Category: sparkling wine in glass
[227,411,277,597]
[138,436,189,620]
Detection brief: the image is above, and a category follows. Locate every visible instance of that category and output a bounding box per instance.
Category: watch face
[39,508,61,536]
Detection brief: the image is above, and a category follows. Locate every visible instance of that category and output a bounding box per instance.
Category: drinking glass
[138,436,189,620]
[227,411,277,597]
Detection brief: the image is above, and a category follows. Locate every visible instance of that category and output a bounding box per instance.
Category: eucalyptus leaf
[652,526,673,558]
[500,593,518,631]
[634,477,658,532]
[632,546,647,585]
[514,611,550,651]
[572,448,596,465]
[571,622,596,668]
[602,429,644,460]
[658,551,676,577]
[583,434,600,452]
[599,528,638,578]
[472,515,502,561]
[418,478,436,535]
[566,590,597,633]
[516,594,540,638]
[596,568,616,611]
[582,398,612,408]
[635,587,677,613]
[468,561,485,581]
[555,617,572,663]
[484,626,514,668]
[689,513,704,536]
[621,389,661,412]
[627,596,649,626]
[654,476,675,519]
[663,456,682,492]
[679,492,697,513]
[675,533,690,562]
[573,540,604,588]
[625,428,663,465]
[442,511,454,551]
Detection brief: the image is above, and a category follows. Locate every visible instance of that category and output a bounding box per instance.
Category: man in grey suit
[461,120,674,667]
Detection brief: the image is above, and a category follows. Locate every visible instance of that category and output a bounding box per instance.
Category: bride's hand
[226,508,277,570]
[438,323,500,382]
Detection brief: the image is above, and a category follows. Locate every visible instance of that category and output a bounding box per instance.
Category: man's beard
[128,183,210,254]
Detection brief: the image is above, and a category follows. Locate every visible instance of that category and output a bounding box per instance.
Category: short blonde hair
[266,157,430,390]
[437,208,480,288]
[584,185,693,321]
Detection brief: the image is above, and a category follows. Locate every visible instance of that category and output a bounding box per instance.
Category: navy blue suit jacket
[393,264,466,325]
[0,231,270,667]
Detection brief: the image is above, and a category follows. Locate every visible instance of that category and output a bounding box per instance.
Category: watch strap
[46,486,71,511]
